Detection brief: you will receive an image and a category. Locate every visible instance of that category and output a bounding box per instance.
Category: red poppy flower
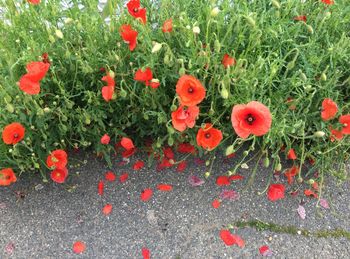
[98,180,104,195]
[28,0,41,4]
[26,61,50,81]
[50,167,68,183]
[231,101,272,139]
[321,98,338,121]
[177,143,196,154]
[122,147,137,158]
[294,15,307,22]
[304,189,318,198]
[101,75,115,102]
[284,166,299,184]
[73,241,86,254]
[220,230,245,247]
[18,74,41,95]
[176,161,187,172]
[321,0,334,5]
[102,204,113,215]
[162,18,173,33]
[46,149,68,169]
[287,148,297,160]
[119,173,129,183]
[133,160,145,170]
[148,79,160,89]
[100,134,111,145]
[140,188,153,201]
[339,115,350,134]
[212,199,221,209]
[267,184,285,201]
[121,137,135,150]
[142,247,150,259]
[196,123,223,151]
[222,54,236,68]
[105,171,116,182]
[120,25,138,51]
[329,126,343,142]
[134,67,153,85]
[0,168,17,186]
[157,184,173,191]
[176,75,206,106]
[2,122,25,145]
[216,176,230,186]
[126,0,147,24]
[162,147,174,159]
[171,105,199,132]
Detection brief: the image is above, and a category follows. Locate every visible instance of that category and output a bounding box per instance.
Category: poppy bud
[264,157,270,167]
[214,39,221,53]
[308,179,315,185]
[220,86,229,99]
[299,71,307,82]
[314,131,325,138]
[275,163,282,171]
[61,115,68,122]
[304,84,313,92]
[6,103,14,113]
[306,24,314,34]
[297,177,303,184]
[321,73,327,81]
[4,94,12,103]
[209,108,215,115]
[85,117,91,125]
[225,145,234,156]
[170,104,177,111]
[286,61,295,70]
[211,7,220,17]
[179,67,186,76]
[156,140,162,148]
[243,151,249,157]
[36,108,44,116]
[272,0,281,9]
[205,171,211,178]
[64,18,73,24]
[164,54,170,65]
[151,42,163,53]
[55,29,63,39]
[120,88,127,98]
[167,126,175,135]
[48,35,55,43]
[168,136,174,146]
[205,160,210,166]
[245,16,256,27]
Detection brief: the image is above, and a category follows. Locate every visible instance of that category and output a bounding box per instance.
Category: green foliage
[0,0,349,177]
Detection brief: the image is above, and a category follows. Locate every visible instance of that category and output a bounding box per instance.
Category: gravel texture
[0,150,349,258]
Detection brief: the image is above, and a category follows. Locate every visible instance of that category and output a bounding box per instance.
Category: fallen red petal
[216,176,230,186]
[141,188,153,202]
[212,199,221,209]
[229,175,244,181]
[73,241,86,254]
[105,171,116,182]
[142,247,150,259]
[157,184,173,191]
[102,204,113,215]
[119,173,129,183]
[98,180,104,196]
[176,161,187,172]
[133,160,145,170]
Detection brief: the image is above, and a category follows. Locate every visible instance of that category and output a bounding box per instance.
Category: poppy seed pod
[275,163,282,171]
[321,73,327,81]
[306,24,314,34]
[264,157,270,167]
[245,16,256,27]
[6,103,14,113]
[167,136,174,146]
[220,86,229,99]
[55,29,63,39]
[214,39,221,53]
[225,145,234,156]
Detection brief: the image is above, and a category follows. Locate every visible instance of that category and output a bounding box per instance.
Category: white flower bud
[192,26,200,34]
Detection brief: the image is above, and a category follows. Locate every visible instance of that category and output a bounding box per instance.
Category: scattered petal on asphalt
[216,176,230,186]
[142,247,150,259]
[98,180,104,196]
[259,245,273,256]
[105,171,116,182]
[212,199,221,208]
[219,189,240,200]
[102,204,113,215]
[320,198,330,209]
[119,173,129,183]
[141,188,153,202]
[73,241,86,254]
[188,175,205,186]
[297,205,306,220]
[157,184,173,191]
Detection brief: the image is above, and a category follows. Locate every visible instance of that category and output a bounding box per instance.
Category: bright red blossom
[284,166,299,185]
[126,0,147,24]
[120,25,138,51]
[18,74,41,95]
[222,54,236,68]
[329,126,343,141]
[287,149,297,160]
[50,167,68,183]
[101,74,115,102]
[171,105,199,132]
[162,18,173,33]
[321,0,334,5]
[176,75,206,106]
[339,115,350,134]
[121,137,135,150]
[294,15,307,22]
[0,168,17,186]
[231,101,272,139]
[2,122,25,145]
[304,189,318,198]
[267,184,285,201]
[46,149,68,169]
[26,61,50,81]
[28,0,41,4]
[196,123,223,151]
[321,98,338,121]
[100,134,111,145]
